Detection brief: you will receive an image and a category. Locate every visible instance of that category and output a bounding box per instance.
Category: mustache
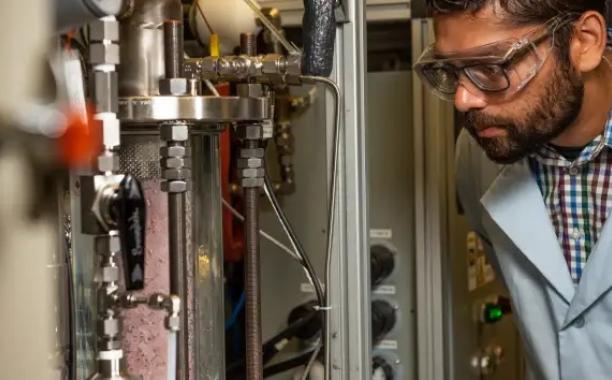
[464,111,515,131]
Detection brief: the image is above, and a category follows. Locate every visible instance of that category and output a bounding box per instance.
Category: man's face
[434,7,584,164]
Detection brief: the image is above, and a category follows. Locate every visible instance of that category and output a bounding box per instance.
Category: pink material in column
[122,179,170,380]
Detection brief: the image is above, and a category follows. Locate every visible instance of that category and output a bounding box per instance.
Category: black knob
[371,245,395,287]
[372,356,395,380]
[371,300,397,344]
[112,175,146,291]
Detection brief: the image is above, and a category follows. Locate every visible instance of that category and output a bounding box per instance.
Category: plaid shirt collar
[531,111,612,167]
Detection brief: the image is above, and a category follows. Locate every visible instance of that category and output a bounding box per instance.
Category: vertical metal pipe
[168,192,187,380]
[164,20,184,78]
[244,140,263,380]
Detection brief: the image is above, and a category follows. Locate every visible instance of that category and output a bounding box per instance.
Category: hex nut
[237,83,264,98]
[166,316,180,332]
[90,43,120,65]
[98,318,121,337]
[160,124,189,142]
[101,266,120,282]
[160,146,191,158]
[285,54,302,76]
[237,158,262,169]
[89,19,119,42]
[97,153,120,173]
[162,157,190,169]
[237,125,263,140]
[94,71,118,114]
[239,148,265,158]
[262,54,282,74]
[161,180,189,193]
[238,168,265,179]
[241,177,265,188]
[159,78,188,96]
[95,233,121,255]
[163,168,192,181]
[95,115,120,149]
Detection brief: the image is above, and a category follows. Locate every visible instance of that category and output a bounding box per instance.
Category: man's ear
[568,11,608,73]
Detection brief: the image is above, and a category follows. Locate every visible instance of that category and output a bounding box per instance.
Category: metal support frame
[326,0,371,378]
[411,18,454,380]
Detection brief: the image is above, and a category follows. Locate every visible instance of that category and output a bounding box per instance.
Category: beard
[464,61,584,164]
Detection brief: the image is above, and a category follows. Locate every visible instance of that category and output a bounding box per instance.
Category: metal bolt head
[162,168,191,181]
[239,148,265,158]
[97,152,120,173]
[237,157,262,169]
[159,78,188,96]
[162,157,190,169]
[90,43,120,65]
[89,19,120,42]
[161,180,189,193]
[237,124,263,140]
[238,168,265,179]
[160,124,189,142]
[160,146,191,158]
[241,177,265,188]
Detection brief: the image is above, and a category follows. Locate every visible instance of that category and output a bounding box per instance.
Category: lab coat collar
[564,215,612,327]
[481,160,575,304]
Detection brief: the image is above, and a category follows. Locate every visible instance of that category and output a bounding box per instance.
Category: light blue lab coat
[456,130,612,380]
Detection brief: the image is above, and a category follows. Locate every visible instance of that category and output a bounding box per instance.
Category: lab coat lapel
[481,160,575,304]
[565,215,612,326]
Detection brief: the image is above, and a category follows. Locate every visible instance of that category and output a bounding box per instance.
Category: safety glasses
[414,14,577,101]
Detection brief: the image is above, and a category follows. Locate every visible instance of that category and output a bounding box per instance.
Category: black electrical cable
[225,308,321,375]
[262,348,321,378]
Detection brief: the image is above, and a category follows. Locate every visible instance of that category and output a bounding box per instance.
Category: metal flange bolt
[160,123,191,193]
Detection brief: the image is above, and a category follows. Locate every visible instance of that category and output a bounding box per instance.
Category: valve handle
[113,175,146,291]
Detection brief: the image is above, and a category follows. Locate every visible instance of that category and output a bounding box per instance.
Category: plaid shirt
[529,112,612,283]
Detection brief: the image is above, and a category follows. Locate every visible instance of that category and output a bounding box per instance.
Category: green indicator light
[484,304,504,323]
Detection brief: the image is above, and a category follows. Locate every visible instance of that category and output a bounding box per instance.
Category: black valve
[111,175,146,291]
[371,300,397,344]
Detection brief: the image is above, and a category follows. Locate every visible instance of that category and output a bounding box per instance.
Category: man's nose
[454,84,487,112]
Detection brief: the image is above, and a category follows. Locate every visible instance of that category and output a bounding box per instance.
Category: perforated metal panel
[119,134,162,179]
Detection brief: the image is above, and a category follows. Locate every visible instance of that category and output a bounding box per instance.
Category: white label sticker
[376,340,398,350]
[370,229,393,239]
[373,285,396,295]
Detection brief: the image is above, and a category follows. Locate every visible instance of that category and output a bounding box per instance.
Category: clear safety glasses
[414,14,577,102]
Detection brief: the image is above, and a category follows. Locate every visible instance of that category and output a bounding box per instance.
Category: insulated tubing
[302,0,336,76]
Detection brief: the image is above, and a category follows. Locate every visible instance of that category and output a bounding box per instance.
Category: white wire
[300,343,322,380]
[221,199,301,261]
[205,79,221,96]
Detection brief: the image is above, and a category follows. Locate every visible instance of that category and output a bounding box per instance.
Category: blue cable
[225,291,246,330]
